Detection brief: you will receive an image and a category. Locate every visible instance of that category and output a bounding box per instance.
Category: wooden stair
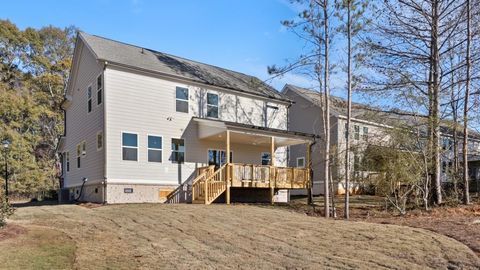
[191,164,228,205]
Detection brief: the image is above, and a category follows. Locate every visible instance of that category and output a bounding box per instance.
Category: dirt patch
[6,203,480,269]
[0,224,27,241]
[77,202,104,209]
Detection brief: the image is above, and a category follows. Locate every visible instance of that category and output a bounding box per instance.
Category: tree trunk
[344,1,352,220]
[323,0,331,218]
[463,0,471,205]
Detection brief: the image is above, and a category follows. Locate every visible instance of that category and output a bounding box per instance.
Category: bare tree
[462,0,471,204]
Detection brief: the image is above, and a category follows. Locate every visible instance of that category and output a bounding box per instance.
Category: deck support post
[306,142,313,204]
[226,130,231,205]
[270,136,275,205]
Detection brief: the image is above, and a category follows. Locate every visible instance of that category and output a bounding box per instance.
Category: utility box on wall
[273,189,289,203]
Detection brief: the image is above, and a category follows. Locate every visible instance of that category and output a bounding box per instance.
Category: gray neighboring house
[57,32,315,204]
[284,84,480,195]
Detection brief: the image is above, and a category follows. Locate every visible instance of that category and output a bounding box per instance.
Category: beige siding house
[58,33,315,204]
[284,84,480,195]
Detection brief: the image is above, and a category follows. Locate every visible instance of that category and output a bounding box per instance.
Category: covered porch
[190,117,316,205]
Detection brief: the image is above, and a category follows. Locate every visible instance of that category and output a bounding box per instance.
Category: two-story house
[57,32,315,204]
[284,84,480,195]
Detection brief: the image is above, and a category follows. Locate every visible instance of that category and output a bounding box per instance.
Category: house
[283,84,480,195]
[57,32,316,204]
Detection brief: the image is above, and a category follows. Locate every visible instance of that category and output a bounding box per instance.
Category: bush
[0,197,15,228]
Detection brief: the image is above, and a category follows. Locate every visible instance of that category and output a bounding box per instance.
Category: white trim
[175,86,189,113]
[206,91,219,119]
[147,134,163,163]
[296,157,305,168]
[96,131,103,151]
[121,131,139,162]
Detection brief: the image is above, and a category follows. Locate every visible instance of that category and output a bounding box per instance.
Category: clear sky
[1,0,325,90]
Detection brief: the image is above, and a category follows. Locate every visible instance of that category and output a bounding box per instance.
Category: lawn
[1,203,479,269]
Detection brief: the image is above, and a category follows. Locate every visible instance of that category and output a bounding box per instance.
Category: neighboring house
[284,84,480,195]
[57,32,315,204]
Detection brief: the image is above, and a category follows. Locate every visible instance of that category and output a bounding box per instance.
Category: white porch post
[226,130,231,205]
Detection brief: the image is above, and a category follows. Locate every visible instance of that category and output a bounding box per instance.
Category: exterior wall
[69,184,104,203]
[62,42,105,188]
[104,66,288,197]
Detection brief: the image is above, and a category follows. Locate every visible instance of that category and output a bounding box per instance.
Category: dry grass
[1,203,479,269]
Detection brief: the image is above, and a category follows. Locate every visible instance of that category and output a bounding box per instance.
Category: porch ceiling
[193,117,316,147]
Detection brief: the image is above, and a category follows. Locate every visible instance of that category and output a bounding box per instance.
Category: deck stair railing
[192,164,227,205]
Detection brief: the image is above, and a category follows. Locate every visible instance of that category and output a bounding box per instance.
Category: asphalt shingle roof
[79,32,289,102]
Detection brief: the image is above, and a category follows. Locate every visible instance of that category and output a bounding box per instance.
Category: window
[175,87,189,113]
[297,157,305,168]
[87,85,92,113]
[354,125,360,140]
[65,152,70,172]
[122,132,138,161]
[82,141,86,157]
[97,131,103,150]
[362,127,368,141]
[171,139,185,163]
[208,149,232,166]
[261,152,271,165]
[97,74,103,105]
[207,92,219,118]
[76,144,81,168]
[148,135,162,163]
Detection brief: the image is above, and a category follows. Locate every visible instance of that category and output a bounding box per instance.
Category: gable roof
[283,84,480,139]
[78,32,290,103]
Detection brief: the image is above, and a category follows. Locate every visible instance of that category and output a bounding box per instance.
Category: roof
[284,84,480,139]
[78,32,290,103]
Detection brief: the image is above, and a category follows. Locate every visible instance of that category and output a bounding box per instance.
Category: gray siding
[63,42,105,188]
[104,66,287,186]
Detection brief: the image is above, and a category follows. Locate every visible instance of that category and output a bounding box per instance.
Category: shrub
[0,197,15,228]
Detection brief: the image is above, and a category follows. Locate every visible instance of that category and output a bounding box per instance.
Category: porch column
[226,130,231,205]
[270,136,275,205]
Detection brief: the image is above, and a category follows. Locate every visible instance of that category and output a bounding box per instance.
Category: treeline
[0,20,76,198]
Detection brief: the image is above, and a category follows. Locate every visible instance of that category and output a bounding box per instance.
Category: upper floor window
[362,127,368,141]
[65,152,70,172]
[122,132,138,161]
[354,125,360,140]
[97,131,103,151]
[87,86,92,113]
[176,87,189,113]
[97,74,103,105]
[297,157,305,168]
[261,152,271,165]
[171,138,185,163]
[148,135,163,163]
[207,93,219,118]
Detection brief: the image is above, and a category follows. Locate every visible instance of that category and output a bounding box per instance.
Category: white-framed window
[296,157,305,168]
[175,87,189,113]
[354,125,360,140]
[362,127,368,141]
[148,135,163,163]
[207,92,219,118]
[97,131,103,151]
[171,138,185,163]
[122,132,138,161]
[97,74,103,105]
[65,152,70,172]
[76,144,81,168]
[87,85,93,113]
[261,152,271,165]
[207,149,232,166]
[82,141,86,157]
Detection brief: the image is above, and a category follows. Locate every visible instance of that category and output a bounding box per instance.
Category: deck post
[270,136,275,205]
[306,142,313,204]
[226,130,231,205]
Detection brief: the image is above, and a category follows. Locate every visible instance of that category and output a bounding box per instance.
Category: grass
[1,203,479,269]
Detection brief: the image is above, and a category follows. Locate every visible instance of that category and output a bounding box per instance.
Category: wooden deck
[191,164,310,204]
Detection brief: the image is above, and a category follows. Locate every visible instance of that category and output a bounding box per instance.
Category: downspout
[103,61,108,204]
